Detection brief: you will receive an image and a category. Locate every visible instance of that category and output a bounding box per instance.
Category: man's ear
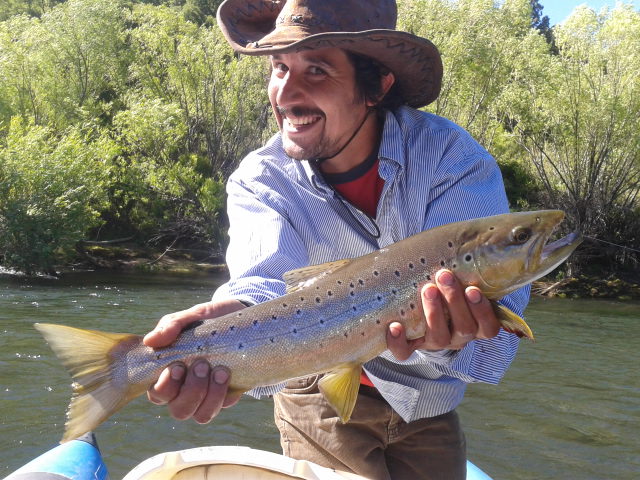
[367,71,396,107]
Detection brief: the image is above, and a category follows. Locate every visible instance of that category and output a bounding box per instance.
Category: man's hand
[144,299,247,423]
[386,269,501,361]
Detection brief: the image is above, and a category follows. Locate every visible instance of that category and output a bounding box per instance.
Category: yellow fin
[34,323,144,442]
[283,259,352,293]
[318,364,362,423]
[491,303,535,341]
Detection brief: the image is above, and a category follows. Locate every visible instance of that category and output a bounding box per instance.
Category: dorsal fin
[283,259,352,293]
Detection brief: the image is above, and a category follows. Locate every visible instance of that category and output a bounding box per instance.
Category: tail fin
[35,323,144,443]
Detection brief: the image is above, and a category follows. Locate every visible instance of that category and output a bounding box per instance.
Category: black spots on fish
[413,282,418,289]
[156,353,162,360]
[320,319,326,325]
[377,295,383,301]
[410,303,416,310]
[361,331,366,336]
[400,309,406,317]
[292,327,298,334]
[296,309,302,316]
[489,226,495,231]
[315,297,321,303]
[408,263,414,270]
[426,274,431,281]
[420,258,426,265]
[337,280,343,285]
[448,241,453,248]
[229,325,235,331]
[352,306,358,312]
[373,270,380,276]
[391,288,398,295]
[238,343,244,350]
[253,319,259,326]
[300,296,305,302]
[211,330,217,337]
[350,291,355,297]
[440,260,446,267]
[376,319,381,324]
[327,290,333,297]
[394,270,401,277]
[272,315,277,320]
[344,332,349,338]
[269,337,275,343]
[181,320,203,333]
[452,263,457,269]
[349,282,355,288]
[282,302,288,308]
[358,279,364,286]
[197,345,204,352]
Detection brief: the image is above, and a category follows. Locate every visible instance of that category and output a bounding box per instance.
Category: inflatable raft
[5,437,493,480]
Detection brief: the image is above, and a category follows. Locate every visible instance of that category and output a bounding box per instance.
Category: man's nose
[276,71,304,106]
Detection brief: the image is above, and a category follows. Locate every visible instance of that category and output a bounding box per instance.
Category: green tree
[504,5,640,270]
[0,118,114,274]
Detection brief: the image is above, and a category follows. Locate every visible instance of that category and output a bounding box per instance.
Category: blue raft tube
[3,432,109,480]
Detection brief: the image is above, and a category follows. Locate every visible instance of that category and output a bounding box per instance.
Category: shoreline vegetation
[26,244,636,302]
[1,1,639,279]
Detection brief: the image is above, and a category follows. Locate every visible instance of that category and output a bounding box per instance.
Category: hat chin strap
[313,108,374,165]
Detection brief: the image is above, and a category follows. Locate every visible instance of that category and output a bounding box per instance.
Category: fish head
[450,210,582,298]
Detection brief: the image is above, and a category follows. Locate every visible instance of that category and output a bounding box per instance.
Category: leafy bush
[0,118,113,273]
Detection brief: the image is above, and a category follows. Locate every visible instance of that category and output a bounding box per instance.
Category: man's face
[268,48,369,160]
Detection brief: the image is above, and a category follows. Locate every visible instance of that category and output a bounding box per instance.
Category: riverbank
[67,244,640,301]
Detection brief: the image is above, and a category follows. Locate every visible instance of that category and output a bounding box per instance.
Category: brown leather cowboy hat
[216,0,442,108]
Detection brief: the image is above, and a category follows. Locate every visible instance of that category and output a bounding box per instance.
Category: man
[144,1,530,479]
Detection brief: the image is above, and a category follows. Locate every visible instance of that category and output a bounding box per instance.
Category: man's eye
[309,66,326,75]
[273,63,288,73]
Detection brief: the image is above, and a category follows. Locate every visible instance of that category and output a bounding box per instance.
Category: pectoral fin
[318,365,362,423]
[492,302,535,341]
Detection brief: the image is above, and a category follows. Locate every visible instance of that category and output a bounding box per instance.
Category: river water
[1,271,638,479]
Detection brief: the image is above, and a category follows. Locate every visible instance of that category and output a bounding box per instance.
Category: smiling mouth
[285,115,322,128]
[277,106,323,129]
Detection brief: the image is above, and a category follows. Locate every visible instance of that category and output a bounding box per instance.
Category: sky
[541,0,639,25]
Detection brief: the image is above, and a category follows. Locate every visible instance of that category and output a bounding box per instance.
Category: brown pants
[273,376,466,480]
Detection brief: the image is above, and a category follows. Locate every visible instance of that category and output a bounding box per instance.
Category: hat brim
[227,29,441,108]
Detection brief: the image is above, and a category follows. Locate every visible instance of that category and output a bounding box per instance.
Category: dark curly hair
[347,52,406,114]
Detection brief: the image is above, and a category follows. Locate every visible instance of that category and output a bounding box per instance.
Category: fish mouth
[534,231,583,277]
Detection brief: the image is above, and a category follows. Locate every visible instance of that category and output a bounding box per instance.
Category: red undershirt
[322,154,384,387]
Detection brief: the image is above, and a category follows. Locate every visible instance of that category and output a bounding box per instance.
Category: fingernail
[466,288,482,304]
[213,368,229,385]
[424,285,438,300]
[389,322,402,338]
[194,361,210,378]
[170,364,186,380]
[438,270,454,286]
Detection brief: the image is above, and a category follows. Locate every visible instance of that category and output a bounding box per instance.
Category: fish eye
[511,227,532,244]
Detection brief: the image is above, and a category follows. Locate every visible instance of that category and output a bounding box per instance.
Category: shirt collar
[297,107,408,191]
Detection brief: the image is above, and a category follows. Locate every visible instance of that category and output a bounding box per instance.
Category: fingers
[464,286,500,339]
[143,299,247,349]
[147,363,187,405]
[147,361,234,424]
[416,270,500,352]
[435,270,477,347]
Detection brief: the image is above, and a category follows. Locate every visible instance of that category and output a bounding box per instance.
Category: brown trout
[36,210,581,442]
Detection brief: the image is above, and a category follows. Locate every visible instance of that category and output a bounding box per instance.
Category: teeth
[287,116,317,127]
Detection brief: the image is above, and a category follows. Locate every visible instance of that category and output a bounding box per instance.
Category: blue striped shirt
[213,106,530,422]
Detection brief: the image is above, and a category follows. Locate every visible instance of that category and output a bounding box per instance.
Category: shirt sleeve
[212,171,309,305]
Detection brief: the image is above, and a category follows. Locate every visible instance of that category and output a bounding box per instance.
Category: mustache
[276,106,324,118]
